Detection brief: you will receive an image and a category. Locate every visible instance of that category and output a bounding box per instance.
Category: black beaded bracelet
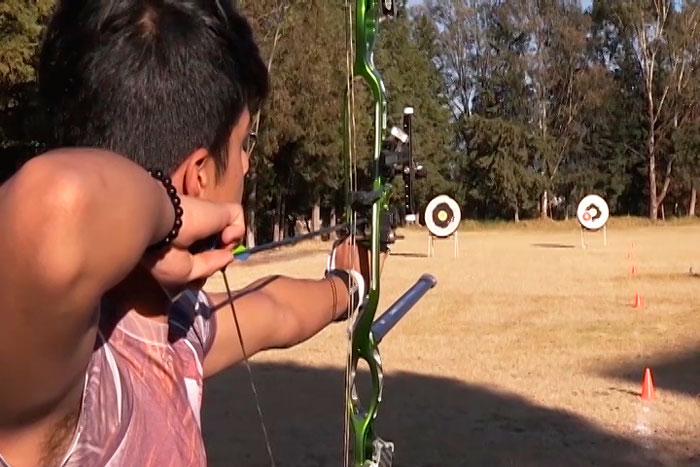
[147,169,183,251]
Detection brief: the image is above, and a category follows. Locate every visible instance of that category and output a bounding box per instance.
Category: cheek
[241,150,250,175]
[224,156,245,203]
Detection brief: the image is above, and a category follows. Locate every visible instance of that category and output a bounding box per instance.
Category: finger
[219,203,245,244]
[188,248,235,281]
[175,200,244,248]
[221,222,245,245]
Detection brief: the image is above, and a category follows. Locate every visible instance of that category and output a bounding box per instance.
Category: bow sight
[379,108,428,226]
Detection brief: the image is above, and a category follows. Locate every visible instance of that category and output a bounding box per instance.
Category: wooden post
[454,231,459,259]
[603,225,607,247]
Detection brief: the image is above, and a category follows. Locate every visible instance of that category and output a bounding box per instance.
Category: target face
[425,195,461,238]
[577,195,609,231]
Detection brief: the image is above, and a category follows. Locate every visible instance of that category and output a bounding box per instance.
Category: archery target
[425,195,461,238]
[577,195,609,231]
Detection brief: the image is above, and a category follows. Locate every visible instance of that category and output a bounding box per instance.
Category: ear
[173,148,213,197]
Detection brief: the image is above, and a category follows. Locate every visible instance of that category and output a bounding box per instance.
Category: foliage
[5,0,700,237]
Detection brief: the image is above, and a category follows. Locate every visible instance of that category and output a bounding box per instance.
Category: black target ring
[432,202,453,229]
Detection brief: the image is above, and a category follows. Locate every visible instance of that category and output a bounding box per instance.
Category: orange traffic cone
[633,293,643,308]
[631,265,638,276]
[641,368,656,401]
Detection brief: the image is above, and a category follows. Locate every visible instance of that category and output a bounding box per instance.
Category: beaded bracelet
[147,169,183,251]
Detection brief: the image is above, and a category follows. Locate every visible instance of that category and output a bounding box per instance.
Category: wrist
[325,269,365,321]
[147,169,183,251]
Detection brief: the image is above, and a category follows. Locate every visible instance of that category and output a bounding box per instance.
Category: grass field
[201,220,700,467]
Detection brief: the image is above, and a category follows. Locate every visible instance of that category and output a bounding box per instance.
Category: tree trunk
[689,185,697,217]
[312,200,321,236]
[661,202,666,221]
[272,222,280,242]
[514,206,520,223]
[280,198,286,240]
[540,190,548,219]
[321,208,338,242]
[646,76,659,220]
[330,209,337,239]
[273,199,286,242]
[648,148,658,220]
[272,194,282,243]
[245,171,257,247]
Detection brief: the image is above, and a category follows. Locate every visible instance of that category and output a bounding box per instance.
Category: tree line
[2,0,700,246]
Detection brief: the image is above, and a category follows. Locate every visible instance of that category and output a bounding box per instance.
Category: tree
[457,115,544,221]
[380,9,454,216]
[603,0,700,219]
[0,0,53,181]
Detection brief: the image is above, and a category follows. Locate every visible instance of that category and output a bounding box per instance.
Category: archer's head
[39,0,268,205]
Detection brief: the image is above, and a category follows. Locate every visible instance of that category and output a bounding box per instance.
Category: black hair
[39,0,268,175]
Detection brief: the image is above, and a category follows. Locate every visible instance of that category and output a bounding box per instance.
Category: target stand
[576,194,610,249]
[428,231,459,258]
[425,195,461,259]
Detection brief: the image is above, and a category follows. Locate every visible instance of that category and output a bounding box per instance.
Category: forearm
[204,275,350,376]
[257,275,349,347]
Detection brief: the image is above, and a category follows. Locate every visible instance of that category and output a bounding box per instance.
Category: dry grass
[202,220,700,467]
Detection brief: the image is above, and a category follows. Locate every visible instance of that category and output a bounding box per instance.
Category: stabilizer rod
[371,273,437,343]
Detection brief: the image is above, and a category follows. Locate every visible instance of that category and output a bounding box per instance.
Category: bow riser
[347,1,389,464]
[346,2,437,466]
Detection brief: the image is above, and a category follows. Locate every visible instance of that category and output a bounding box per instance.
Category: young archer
[0,0,366,465]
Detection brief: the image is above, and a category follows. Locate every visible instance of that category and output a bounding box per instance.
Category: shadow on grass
[601,347,700,399]
[391,252,430,258]
[531,243,577,249]
[203,363,666,467]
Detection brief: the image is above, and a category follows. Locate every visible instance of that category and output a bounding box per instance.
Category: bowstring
[221,270,276,466]
[225,5,288,465]
[343,0,359,466]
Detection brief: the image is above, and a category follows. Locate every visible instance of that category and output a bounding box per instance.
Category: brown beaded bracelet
[147,169,183,251]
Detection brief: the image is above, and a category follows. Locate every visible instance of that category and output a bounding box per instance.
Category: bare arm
[0,149,178,428]
[203,275,349,377]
